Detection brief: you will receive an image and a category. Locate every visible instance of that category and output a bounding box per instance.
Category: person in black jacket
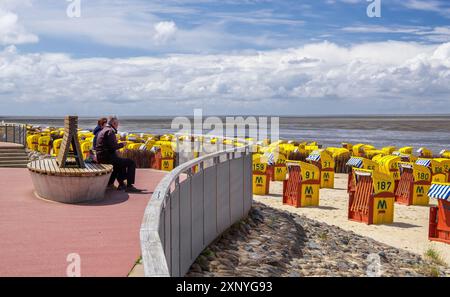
[95,116,141,192]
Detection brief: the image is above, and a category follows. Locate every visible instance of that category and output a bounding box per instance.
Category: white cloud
[209,9,304,26]
[400,0,450,17]
[4,0,303,53]
[341,25,423,34]
[326,0,362,4]
[153,21,178,45]
[1,41,449,115]
[0,8,38,45]
[401,0,442,11]
[341,25,450,43]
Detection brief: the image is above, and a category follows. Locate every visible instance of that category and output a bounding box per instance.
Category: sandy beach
[254,173,450,266]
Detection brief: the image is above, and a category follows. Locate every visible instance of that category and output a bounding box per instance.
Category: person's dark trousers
[113,156,136,185]
[98,153,136,186]
[108,169,117,185]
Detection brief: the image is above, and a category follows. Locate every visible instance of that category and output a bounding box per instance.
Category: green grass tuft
[424,248,445,266]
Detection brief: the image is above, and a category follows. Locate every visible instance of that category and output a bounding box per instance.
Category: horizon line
[2,113,450,119]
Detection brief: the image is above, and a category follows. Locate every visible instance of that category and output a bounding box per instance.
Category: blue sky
[0,0,449,115]
[13,0,450,56]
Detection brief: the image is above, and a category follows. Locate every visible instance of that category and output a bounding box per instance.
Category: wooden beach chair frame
[283,161,320,208]
[348,169,395,225]
[395,162,431,206]
[306,150,335,189]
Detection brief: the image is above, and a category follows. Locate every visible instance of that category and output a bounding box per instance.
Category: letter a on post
[67,0,81,18]
[367,0,381,18]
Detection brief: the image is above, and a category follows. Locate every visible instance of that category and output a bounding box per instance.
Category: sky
[0,0,449,116]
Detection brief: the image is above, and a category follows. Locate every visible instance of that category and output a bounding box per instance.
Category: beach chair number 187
[377,181,391,191]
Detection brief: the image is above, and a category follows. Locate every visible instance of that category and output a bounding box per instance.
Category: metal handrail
[153,134,250,205]
[0,122,27,146]
[140,134,252,276]
[144,134,250,218]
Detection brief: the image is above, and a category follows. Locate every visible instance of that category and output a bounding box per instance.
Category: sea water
[1,115,449,154]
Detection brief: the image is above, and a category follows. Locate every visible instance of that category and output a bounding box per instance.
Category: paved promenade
[0,168,166,276]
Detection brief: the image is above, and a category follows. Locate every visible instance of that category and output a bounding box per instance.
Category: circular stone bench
[27,158,113,204]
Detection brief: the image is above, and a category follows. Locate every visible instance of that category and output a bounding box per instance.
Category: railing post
[175,136,179,167]
[166,192,172,275]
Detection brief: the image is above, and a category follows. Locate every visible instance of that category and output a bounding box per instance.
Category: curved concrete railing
[140,136,253,276]
[0,122,27,146]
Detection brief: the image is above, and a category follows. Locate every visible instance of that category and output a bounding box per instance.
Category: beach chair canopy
[354,169,372,177]
[346,157,363,168]
[306,153,321,162]
[393,151,411,159]
[263,152,275,165]
[399,162,413,169]
[428,183,450,201]
[416,159,431,167]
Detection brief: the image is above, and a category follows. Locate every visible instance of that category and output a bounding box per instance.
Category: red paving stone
[0,168,166,276]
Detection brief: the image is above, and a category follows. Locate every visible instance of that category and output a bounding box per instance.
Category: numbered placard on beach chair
[160,145,175,171]
[273,152,287,181]
[252,153,270,195]
[430,158,450,183]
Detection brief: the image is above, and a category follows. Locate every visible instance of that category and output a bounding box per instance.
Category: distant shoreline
[2,114,450,121]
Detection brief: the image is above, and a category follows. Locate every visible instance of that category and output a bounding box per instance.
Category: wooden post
[56,116,85,168]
